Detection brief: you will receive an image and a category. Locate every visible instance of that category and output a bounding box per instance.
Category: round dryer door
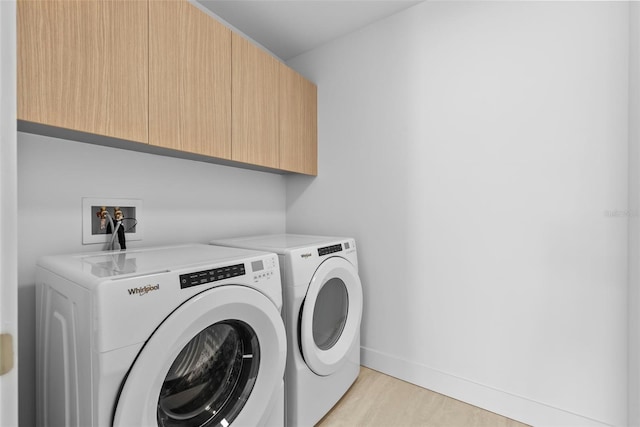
[299,256,363,376]
[113,286,286,427]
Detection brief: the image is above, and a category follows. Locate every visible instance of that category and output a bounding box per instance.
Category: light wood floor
[316,367,530,427]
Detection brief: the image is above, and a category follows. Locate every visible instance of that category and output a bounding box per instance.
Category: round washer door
[299,256,363,376]
[113,285,286,427]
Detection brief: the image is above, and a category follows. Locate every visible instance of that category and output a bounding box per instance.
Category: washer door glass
[312,277,348,350]
[157,320,260,427]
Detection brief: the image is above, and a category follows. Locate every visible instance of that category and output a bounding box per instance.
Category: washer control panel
[179,263,245,289]
[252,255,278,283]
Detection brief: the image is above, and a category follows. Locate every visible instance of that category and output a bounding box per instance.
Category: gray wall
[17,132,287,426]
[286,2,629,426]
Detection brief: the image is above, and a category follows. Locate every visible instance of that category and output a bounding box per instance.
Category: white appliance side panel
[35,269,92,427]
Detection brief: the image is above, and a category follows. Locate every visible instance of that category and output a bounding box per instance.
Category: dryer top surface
[212,234,352,254]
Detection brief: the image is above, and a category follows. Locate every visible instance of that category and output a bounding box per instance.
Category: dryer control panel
[179,264,245,289]
[318,244,343,257]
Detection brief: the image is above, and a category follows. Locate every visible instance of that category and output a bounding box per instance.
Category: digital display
[251,260,264,272]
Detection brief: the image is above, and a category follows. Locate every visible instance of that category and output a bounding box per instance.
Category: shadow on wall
[285,173,315,213]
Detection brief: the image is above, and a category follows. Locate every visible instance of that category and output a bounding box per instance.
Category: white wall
[629,2,640,426]
[286,2,629,426]
[17,133,286,427]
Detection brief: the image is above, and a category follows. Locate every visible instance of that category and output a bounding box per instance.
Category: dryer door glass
[157,320,260,427]
[312,277,348,350]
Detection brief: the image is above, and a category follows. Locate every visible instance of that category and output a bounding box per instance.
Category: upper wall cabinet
[149,1,232,159]
[18,0,148,143]
[232,34,318,175]
[232,33,280,169]
[280,65,318,176]
[18,0,317,175]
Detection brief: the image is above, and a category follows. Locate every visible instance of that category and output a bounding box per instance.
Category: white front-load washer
[210,235,363,427]
[35,244,287,427]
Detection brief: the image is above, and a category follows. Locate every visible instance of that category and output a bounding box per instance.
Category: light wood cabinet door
[18,0,148,143]
[232,33,280,169]
[280,65,317,176]
[149,1,232,159]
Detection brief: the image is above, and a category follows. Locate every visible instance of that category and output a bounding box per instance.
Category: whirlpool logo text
[127,284,160,296]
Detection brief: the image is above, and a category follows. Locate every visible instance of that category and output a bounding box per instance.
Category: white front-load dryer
[35,244,286,427]
[211,235,363,427]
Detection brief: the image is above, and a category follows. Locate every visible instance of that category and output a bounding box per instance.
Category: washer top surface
[38,244,273,283]
[212,234,349,254]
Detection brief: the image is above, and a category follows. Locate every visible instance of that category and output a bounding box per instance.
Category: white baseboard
[361,346,612,427]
